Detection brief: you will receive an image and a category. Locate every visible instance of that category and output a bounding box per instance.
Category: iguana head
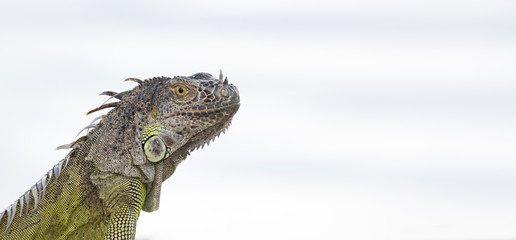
[141,72,240,164]
[86,71,239,212]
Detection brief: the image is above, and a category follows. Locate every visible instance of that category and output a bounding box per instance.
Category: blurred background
[0,0,515,239]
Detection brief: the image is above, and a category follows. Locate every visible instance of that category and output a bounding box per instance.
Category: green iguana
[0,72,240,239]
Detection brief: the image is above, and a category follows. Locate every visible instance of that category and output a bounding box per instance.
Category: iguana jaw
[185,102,240,153]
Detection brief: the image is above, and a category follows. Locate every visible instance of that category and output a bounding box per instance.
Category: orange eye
[173,86,188,96]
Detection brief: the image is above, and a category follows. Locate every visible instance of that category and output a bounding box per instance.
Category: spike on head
[86,102,120,115]
[100,91,118,97]
[124,78,143,84]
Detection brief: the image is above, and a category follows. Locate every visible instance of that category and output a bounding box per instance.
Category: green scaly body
[0,130,146,239]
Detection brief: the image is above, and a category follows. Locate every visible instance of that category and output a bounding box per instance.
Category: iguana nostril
[220,88,229,98]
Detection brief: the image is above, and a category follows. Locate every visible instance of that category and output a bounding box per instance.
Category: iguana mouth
[162,99,240,119]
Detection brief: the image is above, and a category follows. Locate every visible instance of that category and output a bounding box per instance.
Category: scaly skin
[0,72,240,239]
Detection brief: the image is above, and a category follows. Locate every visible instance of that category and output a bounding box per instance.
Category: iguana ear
[143,136,168,163]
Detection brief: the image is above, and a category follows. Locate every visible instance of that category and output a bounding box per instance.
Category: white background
[0,1,515,239]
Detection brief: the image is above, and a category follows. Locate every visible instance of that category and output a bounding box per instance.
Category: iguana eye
[173,86,187,96]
